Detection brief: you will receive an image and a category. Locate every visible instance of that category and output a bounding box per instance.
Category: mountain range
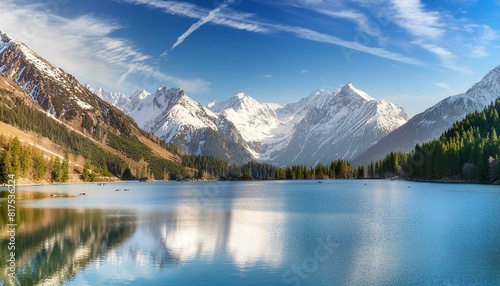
[91,62,500,167]
[88,63,500,167]
[88,82,409,166]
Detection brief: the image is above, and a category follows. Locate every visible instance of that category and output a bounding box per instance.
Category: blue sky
[1,0,499,116]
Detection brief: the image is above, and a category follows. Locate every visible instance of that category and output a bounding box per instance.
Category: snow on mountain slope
[116,86,252,164]
[207,92,283,157]
[263,83,408,166]
[123,86,217,140]
[355,65,500,165]
[92,80,408,166]
[205,83,407,165]
[85,84,129,107]
[0,31,136,136]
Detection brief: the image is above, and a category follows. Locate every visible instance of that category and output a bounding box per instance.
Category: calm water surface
[1,180,499,285]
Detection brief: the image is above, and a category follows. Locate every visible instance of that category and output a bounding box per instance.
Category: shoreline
[3,177,498,188]
[0,190,73,200]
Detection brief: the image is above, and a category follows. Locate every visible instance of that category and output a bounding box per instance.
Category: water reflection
[0,203,288,285]
[0,202,136,285]
[3,181,498,285]
[156,208,285,268]
[65,207,288,285]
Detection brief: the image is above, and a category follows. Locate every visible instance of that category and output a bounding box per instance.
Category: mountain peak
[338,82,374,101]
[156,86,182,95]
[235,92,247,99]
[0,31,12,45]
[131,89,150,100]
[208,91,260,113]
[85,84,129,107]
[464,65,500,103]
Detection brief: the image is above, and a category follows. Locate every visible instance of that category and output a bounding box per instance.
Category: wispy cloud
[0,0,209,93]
[463,24,499,58]
[412,40,453,59]
[271,24,422,65]
[283,1,382,38]
[261,74,273,79]
[166,0,234,55]
[386,0,499,73]
[434,82,457,94]
[122,0,421,66]
[121,0,267,33]
[390,0,445,40]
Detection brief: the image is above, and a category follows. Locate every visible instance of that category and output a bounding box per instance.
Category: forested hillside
[371,98,500,183]
[0,86,187,183]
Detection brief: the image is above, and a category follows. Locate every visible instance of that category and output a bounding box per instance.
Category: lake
[1,180,499,285]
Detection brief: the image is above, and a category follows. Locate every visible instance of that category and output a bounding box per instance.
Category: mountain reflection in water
[1,202,285,285]
[3,180,498,285]
[0,203,136,285]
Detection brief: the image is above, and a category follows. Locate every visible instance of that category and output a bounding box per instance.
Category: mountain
[260,83,408,166]
[118,86,253,164]
[373,97,500,184]
[0,31,135,135]
[102,81,408,166]
[85,84,129,107]
[207,92,282,158]
[0,31,184,180]
[355,65,500,165]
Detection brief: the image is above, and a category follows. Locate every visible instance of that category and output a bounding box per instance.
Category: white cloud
[390,0,445,39]
[0,0,208,94]
[121,0,267,33]
[272,24,422,65]
[434,82,457,94]
[470,46,488,58]
[168,0,234,53]
[462,24,499,59]
[261,74,273,78]
[122,0,421,66]
[412,40,454,59]
[284,1,382,38]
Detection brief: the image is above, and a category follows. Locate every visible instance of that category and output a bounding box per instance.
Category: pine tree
[61,151,70,182]
[51,157,63,182]
[32,151,46,181]
[9,137,22,176]
[83,162,92,182]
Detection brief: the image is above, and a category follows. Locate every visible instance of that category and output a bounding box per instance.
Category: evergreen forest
[371,98,500,184]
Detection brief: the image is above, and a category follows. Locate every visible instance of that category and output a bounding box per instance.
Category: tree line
[371,98,500,184]
[0,137,70,183]
[182,154,364,180]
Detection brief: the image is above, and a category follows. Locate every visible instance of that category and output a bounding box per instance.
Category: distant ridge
[355,64,500,165]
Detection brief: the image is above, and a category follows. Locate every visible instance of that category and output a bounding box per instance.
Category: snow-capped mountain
[104,81,408,166]
[0,31,188,179]
[207,92,282,158]
[85,84,129,107]
[261,83,408,166]
[0,31,136,135]
[355,65,500,165]
[118,86,253,164]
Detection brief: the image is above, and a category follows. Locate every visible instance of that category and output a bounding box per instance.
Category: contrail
[162,0,233,56]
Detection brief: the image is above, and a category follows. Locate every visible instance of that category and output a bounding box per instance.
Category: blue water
[4,180,500,285]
